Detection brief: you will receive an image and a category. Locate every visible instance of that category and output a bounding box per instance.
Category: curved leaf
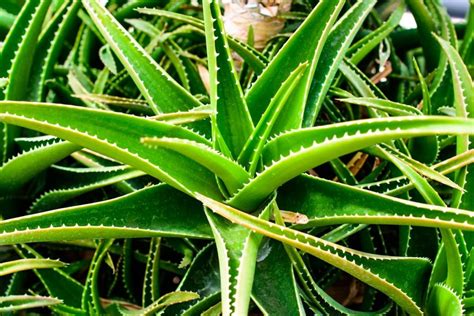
[245,0,344,125]
[277,175,474,231]
[228,116,474,210]
[303,0,377,126]
[203,0,254,158]
[0,259,66,276]
[142,137,249,194]
[0,141,80,193]
[0,184,212,245]
[82,0,202,114]
[0,295,61,312]
[199,195,431,316]
[0,101,222,199]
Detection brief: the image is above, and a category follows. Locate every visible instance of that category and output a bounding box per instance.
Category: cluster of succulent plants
[0,0,473,314]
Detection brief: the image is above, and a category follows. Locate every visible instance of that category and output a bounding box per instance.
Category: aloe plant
[0,0,473,314]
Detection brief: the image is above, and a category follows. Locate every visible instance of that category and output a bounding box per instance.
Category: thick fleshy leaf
[340,97,422,116]
[238,63,307,175]
[27,0,80,101]
[228,116,474,210]
[121,291,200,315]
[435,35,474,210]
[15,244,84,311]
[0,259,66,276]
[82,0,202,114]
[82,239,113,314]
[204,200,271,315]
[406,0,441,71]
[0,0,52,162]
[347,3,405,65]
[142,137,249,194]
[198,195,431,316]
[0,141,80,194]
[0,184,212,245]
[0,101,222,199]
[426,283,463,315]
[252,240,305,315]
[29,165,144,212]
[303,0,376,126]
[203,0,254,158]
[245,0,344,126]
[277,175,474,231]
[1,0,51,100]
[0,295,62,312]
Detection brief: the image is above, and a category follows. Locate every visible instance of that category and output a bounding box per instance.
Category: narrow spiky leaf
[82,0,202,114]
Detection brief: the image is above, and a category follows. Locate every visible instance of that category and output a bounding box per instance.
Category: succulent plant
[0,0,473,315]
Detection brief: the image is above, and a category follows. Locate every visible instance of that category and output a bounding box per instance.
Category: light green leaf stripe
[0,295,62,312]
[0,259,66,277]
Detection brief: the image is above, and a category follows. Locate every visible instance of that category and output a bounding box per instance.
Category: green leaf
[339,59,386,99]
[142,238,161,307]
[198,195,431,316]
[426,283,463,315]
[121,291,200,315]
[141,137,249,194]
[347,3,405,65]
[340,97,423,116]
[82,0,202,114]
[373,144,461,191]
[29,165,144,212]
[136,8,267,73]
[277,175,474,231]
[238,63,307,174]
[434,35,474,210]
[15,244,84,311]
[228,116,474,210]
[434,36,473,121]
[0,0,52,100]
[0,141,80,194]
[460,0,474,63]
[245,0,344,126]
[28,0,80,102]
[0,184,212,245]
[82,239,114,314]
[0,0,52,163]
[151,107,213,125]
[0,295,62,312]
[204,201,271,315]
[303,0,376,126]
[252,240,305,315]
[0,259,66,276]
[203,0,253,158]
[406,0,439,71]
[99,45,118,75]
[0,101,223,200]
[164,244,220,315]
